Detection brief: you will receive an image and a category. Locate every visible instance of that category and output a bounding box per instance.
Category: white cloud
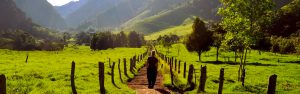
[47,0,79,6]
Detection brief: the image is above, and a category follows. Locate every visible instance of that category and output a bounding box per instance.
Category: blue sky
[47,0,79,6]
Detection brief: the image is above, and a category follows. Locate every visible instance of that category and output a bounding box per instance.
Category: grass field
[0,46,147,94]
[144,21,193,41]
[156,44,300,94]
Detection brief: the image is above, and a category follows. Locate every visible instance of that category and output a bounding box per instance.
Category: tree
[128,31,144,48]
[186,17,213,62]
[76,32,91,45]
[218,0,274,82]
[157,34,180,55]
[211,23,226,62]
[63,32,71,47]
[116,31,128,47]
[13,30,37,50]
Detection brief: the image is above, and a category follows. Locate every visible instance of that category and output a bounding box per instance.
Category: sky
[47,0,79,6]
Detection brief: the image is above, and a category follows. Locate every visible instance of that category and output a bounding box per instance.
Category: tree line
[76,31,145,50]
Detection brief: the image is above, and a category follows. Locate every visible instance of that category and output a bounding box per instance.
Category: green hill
[0,0,59,49]
[14,0,67,30]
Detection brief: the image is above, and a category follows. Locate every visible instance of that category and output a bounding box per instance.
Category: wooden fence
[156,52,278,94]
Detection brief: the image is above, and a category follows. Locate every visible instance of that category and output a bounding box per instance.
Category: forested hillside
[0,0,62,50]
[14,0,67,30]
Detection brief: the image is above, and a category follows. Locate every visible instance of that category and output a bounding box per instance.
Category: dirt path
[128,66,171,94]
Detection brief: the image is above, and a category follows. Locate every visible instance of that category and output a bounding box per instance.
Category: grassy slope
[144,18,193,40]
[157,44,300,93]
[0,46,147,94]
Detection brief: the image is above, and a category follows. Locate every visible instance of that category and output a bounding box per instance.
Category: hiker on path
[147,50,158,89]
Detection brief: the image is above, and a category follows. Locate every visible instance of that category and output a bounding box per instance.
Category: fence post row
[218,68,224,94]
[267,74,277,94]
[71,61,77,94]
[111,62,116,87]
[0,74,6,94]
[98,62,105,94]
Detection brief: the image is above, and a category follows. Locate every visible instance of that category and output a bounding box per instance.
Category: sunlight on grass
[156,44,300,93]
[0,46,147,94]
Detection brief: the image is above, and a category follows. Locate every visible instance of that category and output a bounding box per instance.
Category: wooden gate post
[118,59,123,83]
[0,74,6,94]
[98,62,105,94]
[267,74,277,94]
[218,68,224,94]
[71,61,77,94]
[184,62,187,78]
[198,66,207,92]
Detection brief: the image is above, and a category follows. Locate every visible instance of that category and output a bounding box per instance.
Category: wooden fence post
[218,68,224,94]
[111,62,120,88]
[130,58,133,72]
[170,63,174,85]
[184,62,187,78]
[133,56,136,64]
[198,66,207,92]
[178,61,181,73]
[71,61,77,94]
[187,64,194,85]
[118,59,123,83]
[267,74,277,94]
[109,58,111,68]
[98,62,105,94]
[25,53,29,63]
[133,56,136,68]
[123,58,128,77]
[0,74,6,94]
[175,59,177,71]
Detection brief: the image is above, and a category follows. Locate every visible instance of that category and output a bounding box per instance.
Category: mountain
[65,0,126,27]
[0,0,29,30]
[64,0,293,33]
[55,0,88,18]
[76,0,186,31]
[14,0,67,30]
[124,0,220,33]
[0,0,59,49]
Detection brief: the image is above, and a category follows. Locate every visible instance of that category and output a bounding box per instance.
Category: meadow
[0,46,147,94]
[156,44,300,94]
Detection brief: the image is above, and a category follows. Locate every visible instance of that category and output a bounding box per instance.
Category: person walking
[147,50,158,89]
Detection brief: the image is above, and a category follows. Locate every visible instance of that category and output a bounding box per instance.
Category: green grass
[0,46,147,94]
[156,44,300,94]
[144,23,193,40]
